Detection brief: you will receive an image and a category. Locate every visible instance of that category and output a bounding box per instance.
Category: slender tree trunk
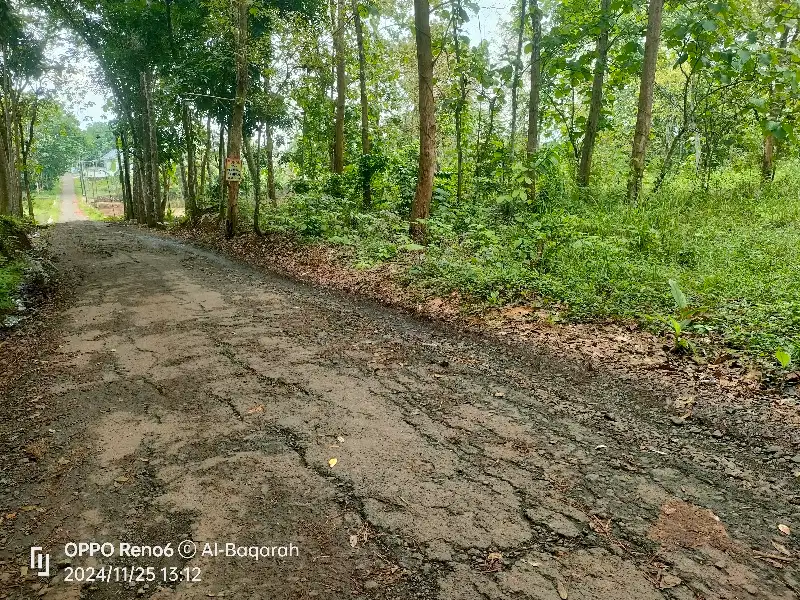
[115,136,128,219]
[627,0,665,204]
[652,126,685,193]
[410,0,435,242]
[133,157,146,224]
[225,0,249,238]
[200,114,211,202]
[243,129,262,235]
[0,131,10,215]
[508,0,527,165]
[179,159,188,212]
[161,164,170,218]
[577,0,611,188]
[333,0,346,174]
[140,72,160,225]
[453,2,466,205]
[526,0,542,203]
[181,101,198,218]
[218,124,226,221]
[693,123,701,173]
[762,26,791,181]
[120,129,133,219]
[352,0,372,208]
[137,91,155,226]
[266,126,276,205]
[17,98,37,219]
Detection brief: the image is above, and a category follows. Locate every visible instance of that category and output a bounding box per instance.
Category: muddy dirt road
[1,222,799,599]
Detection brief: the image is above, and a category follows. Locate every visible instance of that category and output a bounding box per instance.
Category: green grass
[255,160,800,368]
[0,259,23,312]
[31,180,62,224]
[76,179,109,221]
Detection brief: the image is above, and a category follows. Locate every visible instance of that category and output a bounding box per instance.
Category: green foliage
[775,348,792,368]
[262,154,800,363]
[0,259,23,312]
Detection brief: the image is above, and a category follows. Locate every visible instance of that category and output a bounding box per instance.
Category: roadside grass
[256,161,800,367]
[31,181,62,224]
[76,179,109,221]
[0,259,23,312]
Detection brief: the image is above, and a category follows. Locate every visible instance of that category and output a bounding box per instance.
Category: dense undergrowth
[0,217,31,313]
[244,161,800,366]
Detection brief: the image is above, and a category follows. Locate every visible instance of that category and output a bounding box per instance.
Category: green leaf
[775,349,792,368]
[668,279,688,310]
[700,19,717,32]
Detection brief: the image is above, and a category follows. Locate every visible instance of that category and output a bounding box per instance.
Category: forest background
[1,0,799,371]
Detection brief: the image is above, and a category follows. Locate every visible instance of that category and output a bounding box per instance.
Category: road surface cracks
[1,222,799,600]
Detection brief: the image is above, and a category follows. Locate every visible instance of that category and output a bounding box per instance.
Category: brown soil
[1,221,799,600]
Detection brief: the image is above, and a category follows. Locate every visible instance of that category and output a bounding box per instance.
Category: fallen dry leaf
[486,552,502,562]
[328,458,338,468]
[659,574,682,589]
[778,524,791,536]
[246,404,264,414]
[772,541,791,556]
[557,580,568,599]
[114,476,129,483]
[349,534,358,548]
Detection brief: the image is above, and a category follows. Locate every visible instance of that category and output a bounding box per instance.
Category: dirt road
[1,222,799,599]
[57,175,86,223]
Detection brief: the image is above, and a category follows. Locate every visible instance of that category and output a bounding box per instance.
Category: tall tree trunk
[410,0,435,242]
[218,124,226,221]
[140,72,160,225]
[762,26,790,181]
[137,92,155,226]
[115,136,129,219]
[508,0,527,165]
[132,157,145,224]
[120,128,133,219]
[626,0,665,204]
[179,159,188,212]
[17,98,37,219]
[352,0,372,208]
[181,101,198,218]
[199,114,211,203]
[0,131,10,215]
[243,129,262,235]
[332,0,346,174]
[262,39,277,206]
[225,0,249,238]
[577,0,611,188]
[161,164,170,218]
[453,1,466,205]
[526,0,542,203]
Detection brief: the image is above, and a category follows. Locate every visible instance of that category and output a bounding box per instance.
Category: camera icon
[30,547,51,577]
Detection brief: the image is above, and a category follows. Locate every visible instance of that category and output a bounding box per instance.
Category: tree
[410,0,435,242]
[352,0,371,207]
[225,0,250,238]
[577,0,611,188]
[332,0,346,174]
[508,0,527,165]
[526,0,542,203]
[627,0,665,204]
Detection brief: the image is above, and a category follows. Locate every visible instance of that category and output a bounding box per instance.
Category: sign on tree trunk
[225,158,242,182]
